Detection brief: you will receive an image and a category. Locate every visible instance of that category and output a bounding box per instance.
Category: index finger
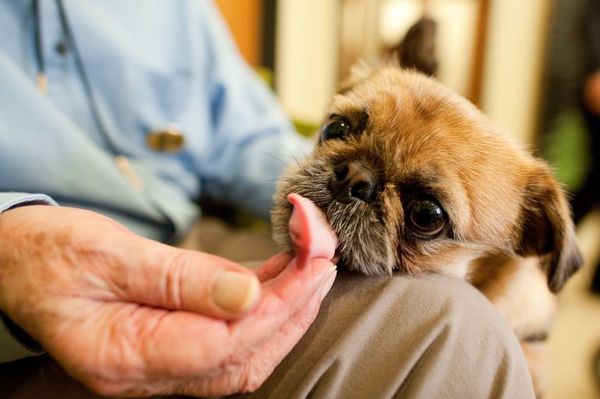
[253,252,293,282]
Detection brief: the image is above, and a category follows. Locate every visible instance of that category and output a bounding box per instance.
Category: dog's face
[272,66,582,292]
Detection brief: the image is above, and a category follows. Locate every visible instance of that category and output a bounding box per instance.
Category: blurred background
[218,0,546,143]
[213,0,600,397]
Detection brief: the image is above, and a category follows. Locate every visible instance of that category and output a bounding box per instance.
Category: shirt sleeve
[0,313,44,363]
[0,322,39,363]
[0,192,57,363]
[196,1,315,220]
[0,193,58,213]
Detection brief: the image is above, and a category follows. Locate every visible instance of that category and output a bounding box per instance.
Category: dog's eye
[407,199,446,238]
[321,117,351,141]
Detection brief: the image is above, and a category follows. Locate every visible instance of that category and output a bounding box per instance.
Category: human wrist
[0,195,56,356]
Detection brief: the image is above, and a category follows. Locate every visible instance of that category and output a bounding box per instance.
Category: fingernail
[318,267,337,301]
[213,271,260,313]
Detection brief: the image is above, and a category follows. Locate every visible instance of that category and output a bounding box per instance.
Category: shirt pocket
[88,54,197,150]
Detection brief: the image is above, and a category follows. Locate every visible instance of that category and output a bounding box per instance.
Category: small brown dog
[271,64,582,396]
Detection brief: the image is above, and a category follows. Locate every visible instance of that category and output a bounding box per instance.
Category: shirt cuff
[0,192,56,363]
[0,193,58,213]
[0,314,43,363]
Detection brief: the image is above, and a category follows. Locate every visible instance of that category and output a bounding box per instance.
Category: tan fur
[271,65,583,397]
[471,255,556,396]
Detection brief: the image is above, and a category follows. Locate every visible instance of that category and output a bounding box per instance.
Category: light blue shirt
[0,0,312,361]
[0,0,311,241]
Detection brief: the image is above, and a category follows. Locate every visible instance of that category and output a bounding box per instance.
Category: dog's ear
[391,17,438,76]
[513,164,583,292]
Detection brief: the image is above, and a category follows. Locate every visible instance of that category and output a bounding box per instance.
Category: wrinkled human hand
[0,206,336,397]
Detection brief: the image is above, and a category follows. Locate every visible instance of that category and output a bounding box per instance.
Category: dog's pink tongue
[288,194,338,265]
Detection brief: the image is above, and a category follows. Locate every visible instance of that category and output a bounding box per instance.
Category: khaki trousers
[0,219,535,398]
[187,217,536,398]
[240,272,535,399]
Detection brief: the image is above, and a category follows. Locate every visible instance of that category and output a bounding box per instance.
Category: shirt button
[55,40,69,56]
[147,126,186,153]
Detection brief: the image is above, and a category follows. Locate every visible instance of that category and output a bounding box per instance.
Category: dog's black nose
[330,161,378,203]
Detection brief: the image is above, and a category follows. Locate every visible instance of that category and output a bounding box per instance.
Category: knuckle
[162,250,191,309]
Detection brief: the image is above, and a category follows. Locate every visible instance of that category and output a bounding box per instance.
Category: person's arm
[195,1,314,220]
[0,193,57,362]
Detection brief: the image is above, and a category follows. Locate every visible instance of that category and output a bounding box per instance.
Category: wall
[273,0,552,143]
[275,0,340,124]
[215,0,262,66]
[480,0,551,143]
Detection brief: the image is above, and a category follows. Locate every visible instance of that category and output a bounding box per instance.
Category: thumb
[109,238,261,319]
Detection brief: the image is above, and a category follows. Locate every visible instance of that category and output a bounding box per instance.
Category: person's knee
[384,273,523,350]
[386,274,534,397]
[394,273,497,315]
[250,273,535,399]
[333,272,524,350]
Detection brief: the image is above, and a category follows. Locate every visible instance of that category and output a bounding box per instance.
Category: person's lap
[0,219,534,398]
[0,273,534,398]
[240,272,534,399]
